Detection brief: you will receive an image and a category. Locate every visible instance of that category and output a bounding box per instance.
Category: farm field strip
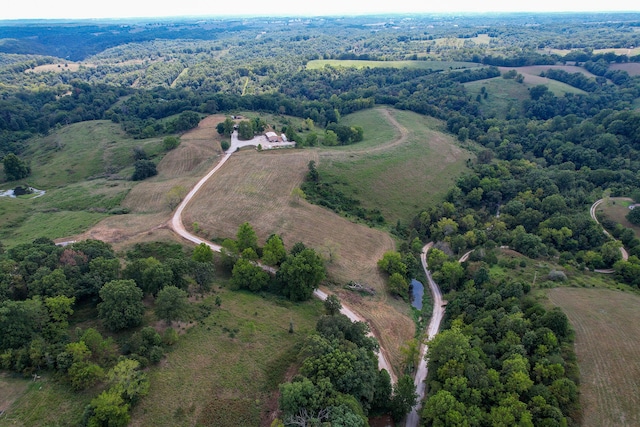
[548,287,640,427]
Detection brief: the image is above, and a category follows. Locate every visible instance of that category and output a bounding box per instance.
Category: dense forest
[1,11,640,427]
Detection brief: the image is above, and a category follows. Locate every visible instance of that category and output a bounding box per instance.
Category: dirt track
[168,130,397,381]
[405,243,445,427]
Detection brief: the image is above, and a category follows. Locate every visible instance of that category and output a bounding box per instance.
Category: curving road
[168,131,395,381]
[590,199,629,273]
[405,243,445,427]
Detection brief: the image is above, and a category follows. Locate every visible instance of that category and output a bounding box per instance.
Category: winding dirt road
[405,243,445,427]
[590,198,630,273]
[168,131,396,381]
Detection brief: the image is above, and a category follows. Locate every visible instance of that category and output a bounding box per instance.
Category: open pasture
[318,108,470,224]
[547,287,640,427]
[129,289,323,427]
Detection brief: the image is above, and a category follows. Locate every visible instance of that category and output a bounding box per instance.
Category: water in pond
[410,279,424,310]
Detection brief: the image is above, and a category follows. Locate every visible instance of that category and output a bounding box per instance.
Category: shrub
[221,140,230,151]
[548,270,567,281]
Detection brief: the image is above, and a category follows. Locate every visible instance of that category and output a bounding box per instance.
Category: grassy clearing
[306,59,481,70]
[479,248,621,292]
[24,120,164,188]
[547,287,640,427]
[596,197,640,238]
[465,78,530,119]
[319,109,470,224]
[130,288,323,427]
[0,374,91,427]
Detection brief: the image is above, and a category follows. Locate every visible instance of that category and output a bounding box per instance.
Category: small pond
[410,279,424,310]
[0,186,45,198]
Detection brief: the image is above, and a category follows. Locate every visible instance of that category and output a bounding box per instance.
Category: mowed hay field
[182,147,414,369]
[130,289,323,427]
[547,287,640,427]
[319,108,470,224]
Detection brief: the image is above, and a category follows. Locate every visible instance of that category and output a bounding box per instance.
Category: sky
[1,0,638,20]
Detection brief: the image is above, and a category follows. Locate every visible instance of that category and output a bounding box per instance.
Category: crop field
[130,288,323,427]
[306,59,482,70]
[318,108,470,224]
[547,287,640,427]
[596,197,640,238]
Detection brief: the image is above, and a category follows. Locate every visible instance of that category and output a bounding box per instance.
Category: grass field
[547,287,640,427]
[465,74,585,118]
[130,288,323,427]
[0,120,167,247]
[0,373,91,427]
[596,197,640,238]
[465,78,530,119]
[318,108,470,224]
[306,59,482,70]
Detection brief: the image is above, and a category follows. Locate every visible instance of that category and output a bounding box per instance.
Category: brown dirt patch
[547,287,640,427]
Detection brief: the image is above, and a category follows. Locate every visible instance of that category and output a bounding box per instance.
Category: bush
[221,140,230,151]
[548,270,567,282]
[163,136,180,151]
[131,160,157,181]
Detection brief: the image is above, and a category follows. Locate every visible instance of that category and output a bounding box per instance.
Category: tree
[305,132,318,147]
[277,248,325,301]
[323,130,338,146]
[390,374,418,421]
[162,136,180,151]
[107,358,149,405]
[98,280,145,331]
[3,153,30,181]
[155,286,189,323]
[627,207,640,226]
[231,258,269,292]
[86,390,130,427]
[237,120,254,140]
[236,222,258,252]
[388,273,409,298]
[262,234,286,266]
[131,160,157,181]
[324,294,342,315]
[192,243,214,263]
[165,185,187,210]
[377,251,407,277]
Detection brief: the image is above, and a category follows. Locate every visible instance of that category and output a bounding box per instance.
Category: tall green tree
[236,222,258,252]
[98,280,145,331]
[2,153,30,181]
[277,248,325,301]
[154,286,189,323]
[262,234,286,266]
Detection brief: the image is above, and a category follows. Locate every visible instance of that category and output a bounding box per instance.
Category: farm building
[265,131,280,142]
